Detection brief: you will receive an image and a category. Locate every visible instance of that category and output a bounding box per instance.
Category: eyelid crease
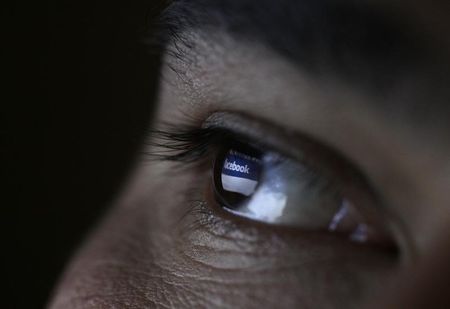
[203,112,314,161]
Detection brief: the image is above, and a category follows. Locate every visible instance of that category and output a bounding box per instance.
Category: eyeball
[213,143,393,246]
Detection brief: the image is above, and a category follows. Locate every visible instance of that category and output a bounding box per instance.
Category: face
[49,1,450,308]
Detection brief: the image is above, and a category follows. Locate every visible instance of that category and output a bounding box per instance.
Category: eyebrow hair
[155,0,428,95]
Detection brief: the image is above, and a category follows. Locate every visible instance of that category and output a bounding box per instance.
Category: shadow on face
[49,1,450,308]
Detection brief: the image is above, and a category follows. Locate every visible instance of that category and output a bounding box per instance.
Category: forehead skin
[49,1,450,308]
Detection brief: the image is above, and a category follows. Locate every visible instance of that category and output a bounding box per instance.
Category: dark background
[3,1,164,307]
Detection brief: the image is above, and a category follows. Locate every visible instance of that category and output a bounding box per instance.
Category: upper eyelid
[203,111,313,161]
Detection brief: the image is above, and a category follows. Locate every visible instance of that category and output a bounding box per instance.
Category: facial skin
[49,1,450,308]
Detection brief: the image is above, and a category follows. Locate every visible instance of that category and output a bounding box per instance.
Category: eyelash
[146,125,232,163]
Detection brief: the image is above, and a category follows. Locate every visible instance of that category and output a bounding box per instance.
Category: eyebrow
[155,0,428,95]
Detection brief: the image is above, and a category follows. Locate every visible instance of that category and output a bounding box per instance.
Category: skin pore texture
[50,1,450,308]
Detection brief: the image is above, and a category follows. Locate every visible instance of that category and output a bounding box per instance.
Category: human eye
[150,111,397,250]
[215,143,384,244]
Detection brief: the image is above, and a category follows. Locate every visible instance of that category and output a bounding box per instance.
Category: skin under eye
[212,141,391,246]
